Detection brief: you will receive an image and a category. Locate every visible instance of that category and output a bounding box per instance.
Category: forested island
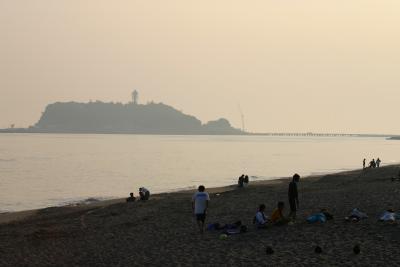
[1,101,243,135]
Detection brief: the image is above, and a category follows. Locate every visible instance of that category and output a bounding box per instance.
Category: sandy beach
[1,165,400,266]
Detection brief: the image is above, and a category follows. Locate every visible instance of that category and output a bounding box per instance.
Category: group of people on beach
[126,187,150,202]
[254,174,300,228]
[237,174,249,188]
[363,158,381,169]
[191,173,300,233]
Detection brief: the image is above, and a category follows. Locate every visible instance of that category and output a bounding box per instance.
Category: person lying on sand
[345,208,368,222]
[207,221,242,231]
[306,209,333,223]
[254,204,269,229]
[192,185,210,234]
[391,170,400,181]
[379,209,396,222]
[126,192,136,202]
[139,187,150,201]
[271,201,290,226]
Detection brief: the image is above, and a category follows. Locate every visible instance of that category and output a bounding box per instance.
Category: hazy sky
[1,0,400,133]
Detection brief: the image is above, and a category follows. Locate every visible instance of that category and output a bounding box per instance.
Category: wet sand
[1,165,400,266]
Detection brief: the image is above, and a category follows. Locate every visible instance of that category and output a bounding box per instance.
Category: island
[0,91,244,135]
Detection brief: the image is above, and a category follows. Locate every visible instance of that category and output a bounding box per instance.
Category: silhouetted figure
[238,174,245,188]
[363,158,366,169]
[192,185,210,234]
[288,173,300,222]
[126,192,136,202]
[369,159,376,168]
[244,175,249,186]
[139,187,150,201]
[376,158,381,168]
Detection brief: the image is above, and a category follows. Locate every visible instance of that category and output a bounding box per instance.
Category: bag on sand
[224,225,248,235]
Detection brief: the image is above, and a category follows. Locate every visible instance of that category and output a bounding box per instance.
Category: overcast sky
[1,0,400,133]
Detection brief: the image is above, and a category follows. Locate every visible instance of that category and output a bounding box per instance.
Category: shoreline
[0,130,397,139]
[0,165,377,225]
[0,161,370,215]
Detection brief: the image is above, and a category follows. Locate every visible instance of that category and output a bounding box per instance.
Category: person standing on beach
[288,173,300,222]
[192,185,210,234]
[238,175,245,188]
[363,158,366,169]
[376,158,381,168]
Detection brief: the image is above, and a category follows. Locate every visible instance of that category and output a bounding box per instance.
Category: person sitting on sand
[254,204,269,228]
[192,185,210,234]
[271,201,289,226]
[126,192,136,202]
[288,173,300,222]
[369,159,376,168]
[139,187,150,201]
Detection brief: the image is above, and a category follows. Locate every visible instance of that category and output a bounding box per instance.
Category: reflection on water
[0,133,399,211]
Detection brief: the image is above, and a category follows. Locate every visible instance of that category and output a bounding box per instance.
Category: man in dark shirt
[288,173,300,221]
[126,192,136,202]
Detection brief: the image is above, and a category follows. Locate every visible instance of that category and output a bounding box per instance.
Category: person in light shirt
[139,187,150,201]
[254,204,269,229]
[192,185,210,234]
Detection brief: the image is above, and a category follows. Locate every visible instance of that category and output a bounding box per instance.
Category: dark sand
[1,165,400,266]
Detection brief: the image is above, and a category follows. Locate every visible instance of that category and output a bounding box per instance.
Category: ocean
[0,133,398,212]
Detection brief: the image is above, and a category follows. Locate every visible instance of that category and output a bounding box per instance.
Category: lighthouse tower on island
[132,90,139,105]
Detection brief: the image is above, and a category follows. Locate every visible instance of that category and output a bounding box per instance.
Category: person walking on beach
[288,173,300,222]
[363,158,366,169]
[192,185,210,234]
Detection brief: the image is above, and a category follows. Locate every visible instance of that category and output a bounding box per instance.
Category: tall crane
[238,104,245,132]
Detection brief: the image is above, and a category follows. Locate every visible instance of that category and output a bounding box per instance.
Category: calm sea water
[0,134,399,212]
